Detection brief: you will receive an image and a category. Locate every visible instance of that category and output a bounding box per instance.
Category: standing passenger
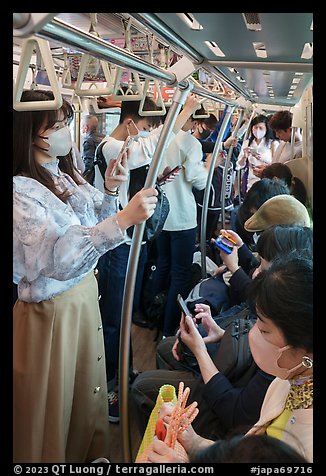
[151,108,208,337]
[13,89,158,463]
[253,110,303,177]
[81,114,104,184]
[236,115,279,193]
[94,93,201,422]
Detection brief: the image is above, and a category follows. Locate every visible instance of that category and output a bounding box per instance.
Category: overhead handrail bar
[200,106,235,278]
[119,81,193,463]
[37,17,177,85]
[13,13,58,38]
[13,36,62,111]
[13,13,31,29]
[189,77,236,107]
[129,13,251,99]
[75,13,116,97]
[111,17,144,101]
[35,17,239,108]
[138,34,166,116]
[207,60,313,73]
[220,110,244,229]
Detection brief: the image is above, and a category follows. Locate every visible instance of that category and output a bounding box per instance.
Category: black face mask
[199,129,212,140]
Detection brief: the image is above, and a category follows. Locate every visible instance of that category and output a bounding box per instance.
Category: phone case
[157,165,182,185]
[212,238,233,254]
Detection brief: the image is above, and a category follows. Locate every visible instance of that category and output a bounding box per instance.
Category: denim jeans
[97,242,147,388]
[151,228,197,336]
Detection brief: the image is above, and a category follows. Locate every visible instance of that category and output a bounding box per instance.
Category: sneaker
[108,391,120,423]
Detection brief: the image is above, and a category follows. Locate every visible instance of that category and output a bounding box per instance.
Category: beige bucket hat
[244,194,311,232]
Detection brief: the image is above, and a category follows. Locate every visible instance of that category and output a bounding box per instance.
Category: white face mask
[127,120,151,141]
[137,130,150,138]
[39,126,72,158]
[252,129,266,140]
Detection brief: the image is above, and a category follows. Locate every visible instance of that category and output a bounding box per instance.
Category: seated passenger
[232,178,290,251]
[153,433,309,464]
[145,253,313,462]
[131,225,312,443]
[261,162,307,205]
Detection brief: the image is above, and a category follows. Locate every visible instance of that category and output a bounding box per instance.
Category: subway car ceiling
[13,12,313,109]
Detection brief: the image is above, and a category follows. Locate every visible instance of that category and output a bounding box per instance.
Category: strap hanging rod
[35,17,237,107]
[129,13,251,99]
[36,17,177,85]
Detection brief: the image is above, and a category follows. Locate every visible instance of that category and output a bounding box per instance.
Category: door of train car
[13,12,313,465]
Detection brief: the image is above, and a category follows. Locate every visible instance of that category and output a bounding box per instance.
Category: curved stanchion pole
[200,106,234,278]
[220,109,244,229]
[119,82,193,464]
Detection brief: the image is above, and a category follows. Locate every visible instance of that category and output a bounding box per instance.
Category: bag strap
[94,142,107,179]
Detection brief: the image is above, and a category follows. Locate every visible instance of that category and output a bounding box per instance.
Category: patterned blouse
[13,159,125,303]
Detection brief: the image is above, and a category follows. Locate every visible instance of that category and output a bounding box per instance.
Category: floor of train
[107,323,159,463]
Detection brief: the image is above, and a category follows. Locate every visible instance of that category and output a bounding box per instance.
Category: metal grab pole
[200,106,234,278]
[35,17,239,108]
[36,17,177,85]
[220,110,244,229]
[290,126,296,161]
[119,82,193,463]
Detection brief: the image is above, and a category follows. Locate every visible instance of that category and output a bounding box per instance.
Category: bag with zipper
[178,303,258,387]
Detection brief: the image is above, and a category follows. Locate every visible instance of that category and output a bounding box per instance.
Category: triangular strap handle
[74,53,115,96]
[111,69,144,101]
[139,78,166,116]
[192,97,210,118]
[13,36,62,111]
[60,53,72,87]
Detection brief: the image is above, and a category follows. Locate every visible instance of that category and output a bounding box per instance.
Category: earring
[302,356,313,368]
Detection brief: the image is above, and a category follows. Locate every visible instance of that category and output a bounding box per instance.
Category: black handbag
[92,144,170,242]
[126,165,170,242]
[178,305,257,387]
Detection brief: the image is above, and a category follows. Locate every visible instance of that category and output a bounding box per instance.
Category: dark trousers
[151,228,197,336]
[97,242,147,389]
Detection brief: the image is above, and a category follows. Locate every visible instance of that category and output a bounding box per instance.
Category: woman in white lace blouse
[13,90,158,463]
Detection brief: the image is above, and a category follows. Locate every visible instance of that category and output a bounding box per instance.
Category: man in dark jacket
[81,115,105,184]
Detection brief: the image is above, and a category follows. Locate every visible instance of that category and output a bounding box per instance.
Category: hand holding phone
[157,165,182,186]
[109,136,132,176]
[212,233,235,254]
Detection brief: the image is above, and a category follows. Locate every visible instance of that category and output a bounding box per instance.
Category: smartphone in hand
[177,294,193,318]
[109,136,132,176]
[212,233,235,254]
[157,165,182,186]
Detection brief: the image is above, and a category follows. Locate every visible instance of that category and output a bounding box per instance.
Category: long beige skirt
[13,272,109,463]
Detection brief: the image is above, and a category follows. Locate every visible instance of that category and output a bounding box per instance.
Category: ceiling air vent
[242,13,262,31]
[301,42,313,59]
[176,13,203,30]
[253,42,267,58]
[204,41,225,57]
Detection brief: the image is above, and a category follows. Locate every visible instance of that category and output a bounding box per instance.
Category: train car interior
[13,12,313,464]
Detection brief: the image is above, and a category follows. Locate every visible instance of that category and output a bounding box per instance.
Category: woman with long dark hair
[13,90,158,463]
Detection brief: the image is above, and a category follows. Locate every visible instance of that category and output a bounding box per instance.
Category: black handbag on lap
[178,305,258,387]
